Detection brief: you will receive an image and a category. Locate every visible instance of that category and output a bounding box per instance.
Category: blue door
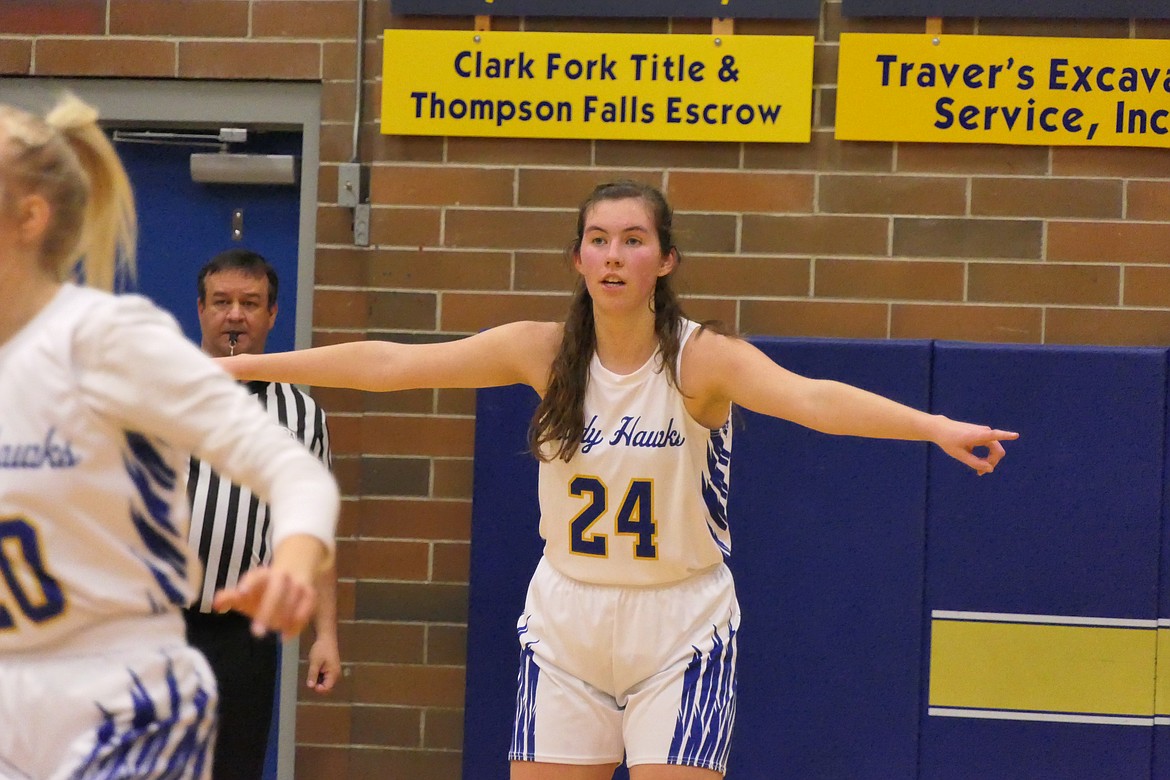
[116,129,303,780]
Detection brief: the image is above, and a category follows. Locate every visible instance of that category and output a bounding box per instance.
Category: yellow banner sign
[381,30,813,143]
[837,33,1170,148]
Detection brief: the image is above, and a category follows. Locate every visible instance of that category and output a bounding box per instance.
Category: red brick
[1046,308,1170,346]
[352,664,466,707]
[370,165,514,206]
[178,41,321,80]
[820,174,966,216]
[968,263,1119,306]
[1048,222,1170,264]
[36,39,175,77]
[0,40,31,74]
[816,258,964,301]
[891,304,1042,343]
[669,171,815,214]
[741,299,889,338]
[110,0,248,36]
[0,1,103,34]
[253,0,358,39]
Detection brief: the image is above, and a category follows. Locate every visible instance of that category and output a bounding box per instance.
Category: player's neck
[0,263,59,346]
[593,309,659,375]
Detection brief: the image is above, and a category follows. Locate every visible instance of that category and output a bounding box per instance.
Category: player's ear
[16,192,50,247]
[657,247,678,277]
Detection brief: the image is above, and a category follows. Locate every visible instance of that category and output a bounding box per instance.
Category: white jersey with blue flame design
[0,284,337,657]
[538,319,732,586]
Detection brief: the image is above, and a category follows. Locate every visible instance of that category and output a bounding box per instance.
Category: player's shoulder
[475,320,561,389]
[683,320,740,356]
[680,320,748,391]
[480,320,561,359]
[50,283,110,321]
[70,286,181,331]
[48,286,179,357]
[494,319,561,339]
[501,319,561,356]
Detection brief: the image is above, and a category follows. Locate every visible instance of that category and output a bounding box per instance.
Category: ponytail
[44,93,137,290]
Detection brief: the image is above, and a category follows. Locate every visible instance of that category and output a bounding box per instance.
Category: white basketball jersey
[0,284,336,655]
[539,319,733,586]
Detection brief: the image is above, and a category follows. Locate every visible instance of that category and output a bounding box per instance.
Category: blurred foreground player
[0,94,338,779]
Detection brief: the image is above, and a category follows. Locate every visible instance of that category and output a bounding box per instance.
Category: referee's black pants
[184,609,279,780]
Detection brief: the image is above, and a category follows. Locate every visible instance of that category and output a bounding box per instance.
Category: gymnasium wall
[467,337,1170,778]
[4,2,1170,776]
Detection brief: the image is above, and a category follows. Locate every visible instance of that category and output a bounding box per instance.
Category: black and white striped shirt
[186,380,331,613]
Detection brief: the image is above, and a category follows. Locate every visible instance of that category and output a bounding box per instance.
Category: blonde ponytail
[44,93,137,290]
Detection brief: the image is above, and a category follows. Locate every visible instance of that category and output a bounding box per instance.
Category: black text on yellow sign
[381,30,814,143]
[836,33,1170,148]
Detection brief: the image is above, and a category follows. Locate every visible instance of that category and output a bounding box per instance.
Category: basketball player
[0,95,338,779]
[222,180,1017,779]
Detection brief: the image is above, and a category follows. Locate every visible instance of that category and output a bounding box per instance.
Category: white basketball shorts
[0,641,217,780]
[509,556,740,773]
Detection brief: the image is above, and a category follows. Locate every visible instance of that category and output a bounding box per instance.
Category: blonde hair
[0,92,136,290]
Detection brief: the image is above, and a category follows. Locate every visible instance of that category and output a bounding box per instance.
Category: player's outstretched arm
[219,321,560,393]
[688,330,1019,475]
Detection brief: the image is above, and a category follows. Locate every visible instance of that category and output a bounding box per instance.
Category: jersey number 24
[569,476,657,559]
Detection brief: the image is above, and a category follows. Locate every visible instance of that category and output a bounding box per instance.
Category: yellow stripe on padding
[1156,628,1170,718]
[930,619,1156,717]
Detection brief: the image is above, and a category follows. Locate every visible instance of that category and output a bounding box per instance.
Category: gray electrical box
[337,162,367,207]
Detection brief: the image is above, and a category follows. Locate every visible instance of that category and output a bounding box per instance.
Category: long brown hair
[528,180,688,462]
[0,93,136,291]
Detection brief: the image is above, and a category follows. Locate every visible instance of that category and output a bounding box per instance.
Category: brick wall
[6,1,1170,777]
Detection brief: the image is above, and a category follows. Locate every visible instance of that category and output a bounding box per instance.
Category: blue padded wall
[925,343,1163,618]
[464,384,543,780]
[1156,349,1170,779]
[727,338,931,779]
[920,343,1165,779]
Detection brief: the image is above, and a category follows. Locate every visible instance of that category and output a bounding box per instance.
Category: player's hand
[934,417,1019,475]
[307,634,341,693]
[212,566,318,640]
[213,534,329,639]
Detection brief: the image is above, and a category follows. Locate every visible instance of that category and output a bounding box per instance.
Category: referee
[184,248,340,780]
